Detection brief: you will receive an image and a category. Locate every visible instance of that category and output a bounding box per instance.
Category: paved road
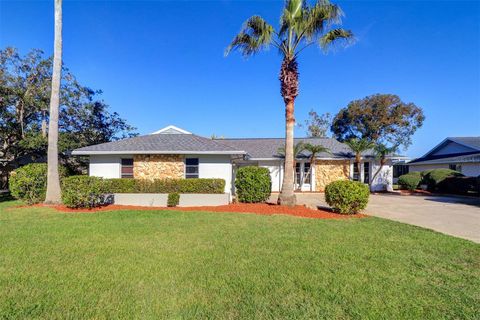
[271,193,480,243]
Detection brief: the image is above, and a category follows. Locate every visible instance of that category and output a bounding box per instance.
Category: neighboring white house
[408,137,480,177]
[72,125,402,195]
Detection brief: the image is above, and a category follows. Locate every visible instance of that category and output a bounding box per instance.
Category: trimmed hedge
[437,176,480,195]
[167,193,180,207]
[104,178,225,194]
[325,180,370,214]
[235,166,271,203]
[62,176,108,208]
[422,169,463,191]
[398,173,422,191]
[9,163,67,204]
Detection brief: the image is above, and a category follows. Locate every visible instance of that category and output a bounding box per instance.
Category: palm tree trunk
[45,0,62,204]
[278,100,296,206]
[356,154,362,183]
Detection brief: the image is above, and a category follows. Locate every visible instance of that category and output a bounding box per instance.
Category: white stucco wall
[195,154,233,194]
[89,155,123,178]
[258,160,283,192]
[89,154,233,194]
[370,160,393,192]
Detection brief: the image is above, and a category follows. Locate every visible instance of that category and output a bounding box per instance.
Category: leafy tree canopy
[302,110,332,137]
[0,47,136,183]
[331,94,425,149]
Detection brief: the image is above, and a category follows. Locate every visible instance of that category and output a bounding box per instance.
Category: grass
[0,200,479,319]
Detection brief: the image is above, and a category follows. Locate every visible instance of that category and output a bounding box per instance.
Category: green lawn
[1,200,479,319]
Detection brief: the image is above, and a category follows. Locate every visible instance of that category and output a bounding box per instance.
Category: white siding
[89,155,123,178]
[196,155,233,194]
[409,164,448,173]
[258,160,283,192]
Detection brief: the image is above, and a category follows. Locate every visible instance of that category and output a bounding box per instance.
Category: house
[408,137,480,177]
[72,125,403,196]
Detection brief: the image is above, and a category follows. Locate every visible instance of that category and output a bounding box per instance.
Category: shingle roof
[72,134,245,155]
[217,137,374,159]
[408,152,480,165]
[448,137,480,151]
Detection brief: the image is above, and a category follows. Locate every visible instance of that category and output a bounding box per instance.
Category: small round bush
[167,193,180,207]
[62,175,106,208]
[398,173,422,191]
[422,169,463,191]
[325,180,370,214]
[235,166,271,203]
[9,163,67,204]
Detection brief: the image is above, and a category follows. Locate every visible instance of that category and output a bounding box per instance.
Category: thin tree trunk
[278,100,296,206]
[370,158,386,191]
[45,0,62,204]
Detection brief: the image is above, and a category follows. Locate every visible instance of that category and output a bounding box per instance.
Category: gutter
[71,150,247,156]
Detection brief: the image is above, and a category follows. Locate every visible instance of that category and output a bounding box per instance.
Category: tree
[277,141,306,190]
[303,110,332,137]
[344,138,374,183]
[45,0,63,204]
[331,94,425,149]
[304,143,330,191]
[370,143,398,190]
[226,0,353,206]
[0,47,136,188]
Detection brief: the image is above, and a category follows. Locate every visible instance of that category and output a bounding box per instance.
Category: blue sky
[1,0,479,157]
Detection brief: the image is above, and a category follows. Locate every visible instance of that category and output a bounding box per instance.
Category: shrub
[398,173,422,191]
[167,193,180,207]
[422,169,463,191]
[325,180,370,214]
[437,176,480,195]
[235,166,271,203]
[101,178,225,194]
[62,176,107,208]
[9,163,67,204]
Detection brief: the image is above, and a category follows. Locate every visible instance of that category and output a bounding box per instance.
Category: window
[295,163,301,185]
[303,162,311,184]
[449,164,462,172]
[393,165,409,178]
[353,162,360,181]
[185,158,199,178]
[121,158,134,178]
[364,162,370,184]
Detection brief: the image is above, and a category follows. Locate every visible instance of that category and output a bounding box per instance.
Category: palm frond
[319,28,354,51]
[277,141,306,157]
[225,15,274,57]
[302,0,343,41]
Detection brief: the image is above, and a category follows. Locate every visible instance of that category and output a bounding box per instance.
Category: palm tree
[45,0,62,204]
[345,138,375,183]
[226,0,353,206]
[370,143,398,191]
[304,143,330,191]
[277,141,306,189]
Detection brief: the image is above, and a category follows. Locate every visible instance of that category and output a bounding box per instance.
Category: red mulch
[18,203,364,220]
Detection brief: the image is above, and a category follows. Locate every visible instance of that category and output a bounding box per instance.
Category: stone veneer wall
[315,160,350,192]
[133,155,184,180]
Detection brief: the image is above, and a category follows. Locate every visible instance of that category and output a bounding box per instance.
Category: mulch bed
[20,203,364,220]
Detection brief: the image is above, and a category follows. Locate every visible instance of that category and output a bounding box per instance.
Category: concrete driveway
[271,193,480,243]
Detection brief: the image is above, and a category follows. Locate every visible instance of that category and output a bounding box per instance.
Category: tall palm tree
[277,141,306,189]
[304,143,330,191]
[45,0,62,204]
[370,143,398,190]
[345,138,375,183]
[226,0,353,206]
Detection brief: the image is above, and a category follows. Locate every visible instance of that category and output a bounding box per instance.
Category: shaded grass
[0,201,479,319]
